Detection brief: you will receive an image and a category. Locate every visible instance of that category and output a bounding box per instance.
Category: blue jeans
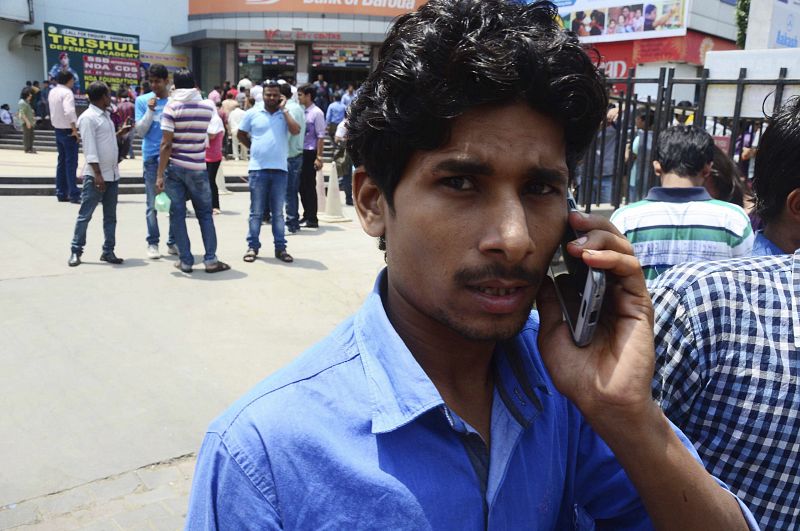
[285,154,303,231]
[247,169,288,252]
[143,157,175,246]
[165,164,218,267]
[55,129,80,200]
[70,176,119,254]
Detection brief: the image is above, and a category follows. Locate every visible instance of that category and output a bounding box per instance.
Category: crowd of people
[54,63,359,271]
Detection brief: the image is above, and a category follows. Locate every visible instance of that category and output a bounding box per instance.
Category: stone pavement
[0,180,384,529]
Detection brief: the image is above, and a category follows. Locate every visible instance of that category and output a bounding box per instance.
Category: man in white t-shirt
[228,105,248,161]
[250,82,263,106]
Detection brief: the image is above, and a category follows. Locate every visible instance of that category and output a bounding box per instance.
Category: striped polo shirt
[160,95,215,171]
[610,187,754,281]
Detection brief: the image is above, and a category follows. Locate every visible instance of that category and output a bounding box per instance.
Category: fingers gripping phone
[550,192,606,347]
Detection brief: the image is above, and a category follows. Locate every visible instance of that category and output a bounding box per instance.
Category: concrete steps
[0,175,251,196]
[0,129,144,154]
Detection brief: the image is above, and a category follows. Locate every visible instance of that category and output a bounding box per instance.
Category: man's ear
[353,166,386,239]
[700,161,713,180]
[786,188,800,223]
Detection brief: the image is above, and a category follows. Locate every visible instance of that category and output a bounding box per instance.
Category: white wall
[634,62,699,103]
[0,20,43,116]
[688,0,737,41]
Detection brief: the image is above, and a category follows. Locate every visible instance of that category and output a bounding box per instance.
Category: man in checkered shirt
[651,249,800,529]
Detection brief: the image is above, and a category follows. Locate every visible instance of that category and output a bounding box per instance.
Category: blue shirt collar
[644,186,712,203]
[355,269,548,435]
[752,230,786,256]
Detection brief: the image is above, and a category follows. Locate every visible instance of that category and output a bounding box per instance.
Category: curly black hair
[346,0,607,209]
[753,97,800,223]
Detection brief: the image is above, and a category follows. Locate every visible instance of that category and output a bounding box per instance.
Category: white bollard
[217,162,233,195]
[316,168,326,212]
[319,160,350,223]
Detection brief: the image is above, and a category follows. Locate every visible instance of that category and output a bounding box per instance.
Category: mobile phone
[550,193,606,347]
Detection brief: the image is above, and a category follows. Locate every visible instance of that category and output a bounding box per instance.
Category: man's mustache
[454,264,541,286]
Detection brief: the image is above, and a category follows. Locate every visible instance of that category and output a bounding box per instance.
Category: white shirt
[228,107,246,132]
[77,104,120,181]
[250,84,263,103]
[48,84,78,129]
[335,119,348,140]
[237,78,253,91]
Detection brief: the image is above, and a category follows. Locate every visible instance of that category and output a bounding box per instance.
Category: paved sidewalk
[0,191,383,529]
[1,456,195,531]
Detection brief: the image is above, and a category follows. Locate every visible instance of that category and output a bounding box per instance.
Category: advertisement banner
[312,43,371,68]
[239,41,296,67]
[44,22,139,93]
[189,0,423,17]
[555,0,688,43]
[770,0,800,48]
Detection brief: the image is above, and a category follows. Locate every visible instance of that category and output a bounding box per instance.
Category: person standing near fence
[18,87,36,154]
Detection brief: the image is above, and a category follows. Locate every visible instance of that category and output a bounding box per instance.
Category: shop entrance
[310,68,369,91]
[239,64,296,85]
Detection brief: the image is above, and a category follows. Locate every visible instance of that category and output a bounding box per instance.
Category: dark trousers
[300,149,318,224]
[23,125,34,152]
[207,160,221,210]
[55,128,80,200]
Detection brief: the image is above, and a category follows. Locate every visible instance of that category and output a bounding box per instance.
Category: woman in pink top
[206,105,225,214]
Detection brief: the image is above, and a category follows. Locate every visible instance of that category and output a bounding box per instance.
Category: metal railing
[575,66,800,211]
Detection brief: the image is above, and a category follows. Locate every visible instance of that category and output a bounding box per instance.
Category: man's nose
[478,197,535,263]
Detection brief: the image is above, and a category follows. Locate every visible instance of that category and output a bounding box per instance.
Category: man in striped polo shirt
[155,69,230,274]
[611,125,753,282]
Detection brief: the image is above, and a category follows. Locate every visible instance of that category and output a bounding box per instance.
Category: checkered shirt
[650,250,800,530]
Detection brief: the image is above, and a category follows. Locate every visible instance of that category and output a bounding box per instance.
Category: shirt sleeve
[238,110,252,134]
[650,284,707,430]
[325,105,333,124]
[79,115,99,165]
[160,103,175,133]
[63,92,77,124]
[185,432,283,530]
[208,112,224,135]
[314,109,326,139]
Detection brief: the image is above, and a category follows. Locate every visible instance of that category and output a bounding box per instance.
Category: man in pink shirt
[48,71,80,202]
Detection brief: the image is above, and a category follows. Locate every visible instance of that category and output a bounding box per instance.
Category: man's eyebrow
[525,167,568,184]
[431,158,493,175]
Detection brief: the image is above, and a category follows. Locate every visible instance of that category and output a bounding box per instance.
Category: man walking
[68,82,129,267]
[135,63,176,259]
[325,94,346,138]
[48,71,80,203]
[155,69,230,274]
[18,87,36,154]
[298,85,326,229]
[611,125,753,281]
[237,82,301,264]
[281,82,305,233]
[228,103,247,161]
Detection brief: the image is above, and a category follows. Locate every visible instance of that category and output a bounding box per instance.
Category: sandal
[275,250,294,263]
[205,261,231,273]
[243,249,258,263]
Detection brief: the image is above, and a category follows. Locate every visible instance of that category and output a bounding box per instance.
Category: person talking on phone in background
[184,1,758,528]
[134,63,176,260]
[237,81,301,265]
[67,82,128,268]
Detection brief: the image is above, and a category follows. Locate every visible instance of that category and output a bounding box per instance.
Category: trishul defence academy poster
[44,23,140,94]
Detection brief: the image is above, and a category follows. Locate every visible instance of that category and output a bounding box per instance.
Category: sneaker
[167,244,178,256]
[146,244,160,259]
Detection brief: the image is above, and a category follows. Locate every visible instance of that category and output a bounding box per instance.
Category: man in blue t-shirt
[134,63,175,259]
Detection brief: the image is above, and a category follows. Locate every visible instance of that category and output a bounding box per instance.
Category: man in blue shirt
[237,82,301,264]
[185,1,757,529]
[325,94,346,138]
[134,64,175,259]
[750,97,800,256]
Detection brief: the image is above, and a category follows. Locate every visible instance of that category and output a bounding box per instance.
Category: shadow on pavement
[170,268,249,281]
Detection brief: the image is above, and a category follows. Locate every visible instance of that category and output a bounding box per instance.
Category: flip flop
[205,261,231,273]
[243,249,258,263]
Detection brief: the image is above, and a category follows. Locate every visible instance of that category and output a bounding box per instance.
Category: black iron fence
[575,66,800,211]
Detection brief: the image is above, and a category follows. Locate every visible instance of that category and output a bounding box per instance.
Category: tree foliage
[736,0,750,48]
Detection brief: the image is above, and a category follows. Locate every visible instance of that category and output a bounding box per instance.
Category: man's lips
[465,281,533,314]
